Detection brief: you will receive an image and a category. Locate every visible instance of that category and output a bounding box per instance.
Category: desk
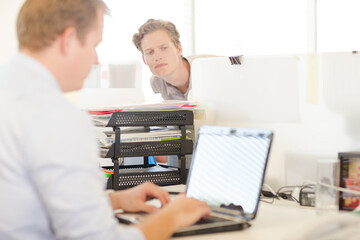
[173,200,315,240]
[160,185,359,240]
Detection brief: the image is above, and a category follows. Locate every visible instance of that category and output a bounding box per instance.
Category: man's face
[141,29,182,79]
[68,9,104,91]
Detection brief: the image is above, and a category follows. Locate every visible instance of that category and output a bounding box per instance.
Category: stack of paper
[87,100,195,160]
[87,100,197,115]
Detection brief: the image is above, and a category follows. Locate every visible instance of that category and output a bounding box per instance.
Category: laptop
[116,125,273,236]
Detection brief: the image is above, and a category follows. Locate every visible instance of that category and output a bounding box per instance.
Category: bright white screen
[186,126,272,215]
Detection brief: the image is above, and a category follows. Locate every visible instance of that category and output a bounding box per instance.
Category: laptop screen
[186,126,273,217]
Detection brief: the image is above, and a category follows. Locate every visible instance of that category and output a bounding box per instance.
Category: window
[194,0,308,56]
[97,0,360,98]
[317,0,360,52]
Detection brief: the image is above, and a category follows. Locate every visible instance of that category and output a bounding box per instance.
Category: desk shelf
[102,110,194,190]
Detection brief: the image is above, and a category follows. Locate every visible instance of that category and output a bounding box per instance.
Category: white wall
[0,0,24,65]
[191,53,360,190]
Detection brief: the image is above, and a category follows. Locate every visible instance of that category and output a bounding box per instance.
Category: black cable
[261,184,317,204]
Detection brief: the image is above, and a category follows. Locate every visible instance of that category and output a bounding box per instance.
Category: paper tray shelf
[106,167,188,190]
[106,110,193,127]
[105,140,193,158]
[101,110,194,190]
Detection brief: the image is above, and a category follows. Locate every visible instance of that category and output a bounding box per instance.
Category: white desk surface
[160,185,359,240]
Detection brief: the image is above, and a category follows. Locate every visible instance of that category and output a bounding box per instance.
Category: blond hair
[132,19,180,53]
[17,0,108,51]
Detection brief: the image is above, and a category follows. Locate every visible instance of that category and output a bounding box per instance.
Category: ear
[142,55,148,65]
[59,27,77,56]
[177,43,183,56]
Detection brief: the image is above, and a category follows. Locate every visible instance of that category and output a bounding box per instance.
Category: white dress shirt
[0,53,145,240]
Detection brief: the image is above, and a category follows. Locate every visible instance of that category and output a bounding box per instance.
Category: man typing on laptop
[117,126,273,237]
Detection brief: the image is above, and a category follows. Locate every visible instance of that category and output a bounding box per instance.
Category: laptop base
[173,222,251,237]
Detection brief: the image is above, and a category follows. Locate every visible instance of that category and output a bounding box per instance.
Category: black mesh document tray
[102,110,194,190]
[106,167,185,190]
[106,110,193,127]
[105,140,193,158]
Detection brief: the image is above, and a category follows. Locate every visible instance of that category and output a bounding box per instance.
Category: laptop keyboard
[195,215,226,225]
